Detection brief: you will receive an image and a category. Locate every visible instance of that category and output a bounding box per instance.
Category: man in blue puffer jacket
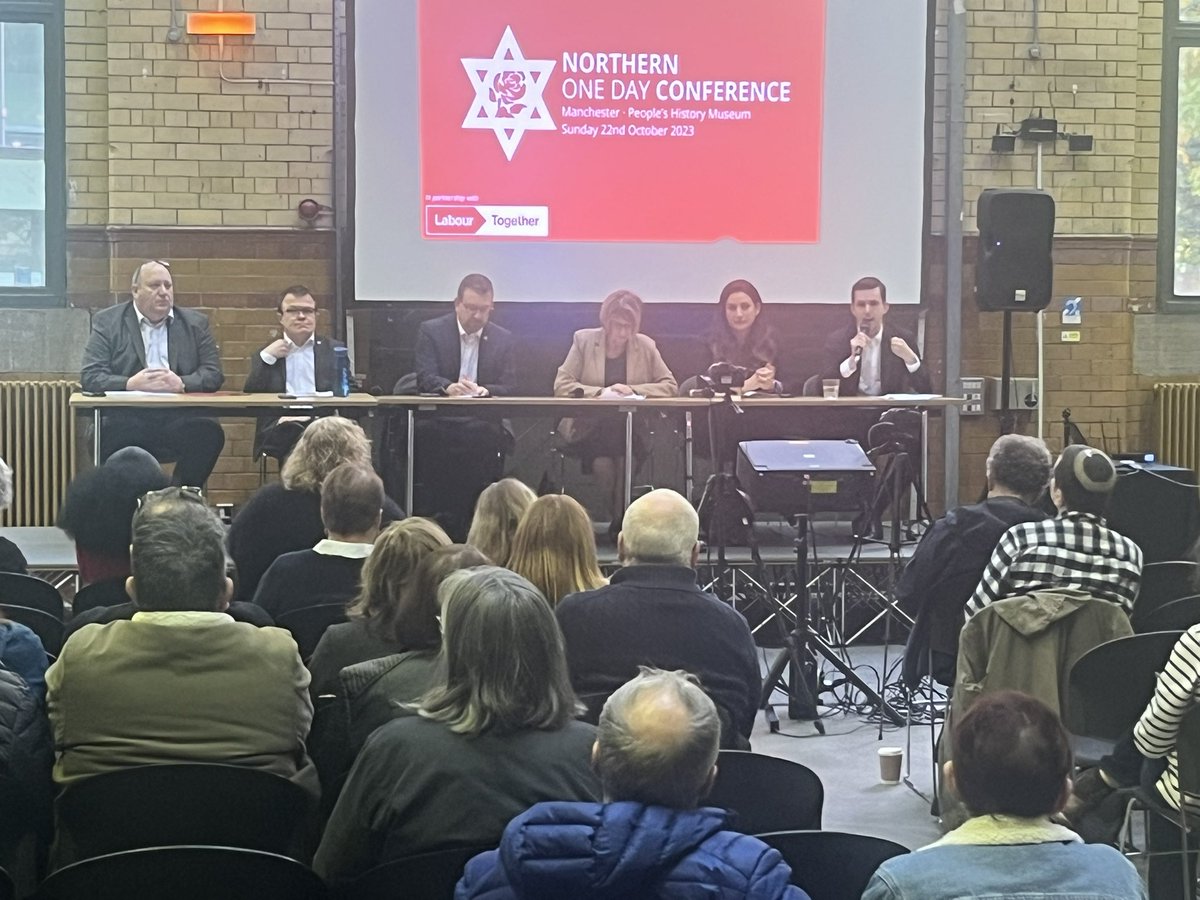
[456,669,809,900]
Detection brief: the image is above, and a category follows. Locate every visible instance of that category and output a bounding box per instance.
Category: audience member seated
[553,290,678,532]
[306,517,450,698]
[56,447,168,586]
[465,477,536,566]
[0,661,52,875]
[252,463,382,621]
[314,567,599,881]
[458,668,808,900]
[1067,617,1200,900]
[900,434,1051,687]
[863,690,1143,900]
[341,543,488,756]
[227,416,404,601]
[555,489,761,747]
[0,456,27,574]
[506,494,606,607]
[47,488,317,797]
[966,445,1143,618]
[0,615,48,701]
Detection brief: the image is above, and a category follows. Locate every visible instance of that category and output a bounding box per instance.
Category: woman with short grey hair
[314,566,599,880]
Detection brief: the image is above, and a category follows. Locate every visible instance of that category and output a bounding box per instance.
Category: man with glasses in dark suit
[80,260,226,486]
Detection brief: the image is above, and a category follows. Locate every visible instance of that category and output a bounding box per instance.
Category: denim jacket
[861,815,1145,900]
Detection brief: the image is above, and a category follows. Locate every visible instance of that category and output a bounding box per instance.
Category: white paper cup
[878,747,903,784]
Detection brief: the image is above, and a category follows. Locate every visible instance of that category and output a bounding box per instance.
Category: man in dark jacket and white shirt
[456,668,808,900]
[555,489,761,746]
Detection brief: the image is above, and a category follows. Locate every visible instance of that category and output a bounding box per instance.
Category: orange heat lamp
[186,12,256,36]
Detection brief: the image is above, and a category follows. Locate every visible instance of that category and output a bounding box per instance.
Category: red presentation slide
[418,1,824,244]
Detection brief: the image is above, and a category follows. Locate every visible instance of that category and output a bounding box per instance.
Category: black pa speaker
[975,188,1055,311]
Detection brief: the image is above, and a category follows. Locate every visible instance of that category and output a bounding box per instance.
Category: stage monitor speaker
[975,188,1055,312]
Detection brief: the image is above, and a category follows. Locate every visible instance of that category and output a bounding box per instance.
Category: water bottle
[333,346,351,397]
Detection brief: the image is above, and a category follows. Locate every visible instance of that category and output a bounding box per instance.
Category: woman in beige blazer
[553,290,677,533]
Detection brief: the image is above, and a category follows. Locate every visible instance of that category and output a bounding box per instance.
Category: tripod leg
[759,634,825,732]
[807,631,905,726]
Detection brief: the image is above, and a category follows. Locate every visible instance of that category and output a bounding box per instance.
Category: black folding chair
[69,579,130,618]
[333,845,491,900]
[0,572,64,619]
[0,866,12,900]
[757,830,909,900]
[1137,596,1200,634]
[1065,631,1184,766]
[54,763,313,866]
[1132,562,1200,632]
[703,750,823,834]
[36,846,327,900]
[275,603,348,661]
[1,605,63,657]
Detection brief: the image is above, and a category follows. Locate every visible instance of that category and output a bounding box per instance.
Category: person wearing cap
[965,444,1143,618]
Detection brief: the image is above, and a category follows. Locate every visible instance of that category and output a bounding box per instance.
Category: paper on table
[288,391,334,398]
[598,388,645,400]
[103,390,177,396]
[883,393,941,401]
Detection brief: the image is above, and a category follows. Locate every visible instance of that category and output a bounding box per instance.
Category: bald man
[555,489,761,746]
[458,669,808,900]
[80,260,225,486]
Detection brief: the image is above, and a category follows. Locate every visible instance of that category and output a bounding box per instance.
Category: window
[0,1,63,307]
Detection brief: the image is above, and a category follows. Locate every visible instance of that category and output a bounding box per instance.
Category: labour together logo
[461,26,556,160]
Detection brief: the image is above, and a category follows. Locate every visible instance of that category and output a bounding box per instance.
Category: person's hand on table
[605,383,635,397]
[126,368,184,393]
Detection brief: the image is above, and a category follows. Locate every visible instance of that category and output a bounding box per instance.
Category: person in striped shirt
[966,445,1142,619]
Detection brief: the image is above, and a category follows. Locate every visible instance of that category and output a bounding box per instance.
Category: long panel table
[70,393,961,511]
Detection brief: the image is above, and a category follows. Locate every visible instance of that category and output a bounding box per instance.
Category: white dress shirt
[457,318,481,383]
[260,336,316,394]
[135,307,173,370]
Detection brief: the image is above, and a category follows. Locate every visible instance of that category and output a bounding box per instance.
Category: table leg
[624,409,634,510]
[406,408,415,514]
[685,409,694,501]
[93,409,101,464]
[918,408,930,519]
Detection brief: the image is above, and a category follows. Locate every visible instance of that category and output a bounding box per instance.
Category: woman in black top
[706,279,781,393]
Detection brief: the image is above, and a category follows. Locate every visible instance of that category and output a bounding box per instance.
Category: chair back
[757,830,909,900]
[275,603,348,661]
[0,865,12,900]
[0,572,64,619]
[1176,704,1200,808]
[1131,561,1200,631]
[37,846,327,900]
[1,605,63,657]
[54,763,312,864]
[801,373,822,397]
[1136,595,1200,634]
[1066,631,1185,741]
[703,751,823,834]
[1108,467,1200,564]
[70,579,130,617]
[335,845,491,900]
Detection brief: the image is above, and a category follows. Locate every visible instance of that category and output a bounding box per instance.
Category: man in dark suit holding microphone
[822,275,930,397]
[411,273,518,538]
[80,260,225,486]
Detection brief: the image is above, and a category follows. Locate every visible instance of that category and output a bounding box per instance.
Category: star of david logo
[461,26,556,161]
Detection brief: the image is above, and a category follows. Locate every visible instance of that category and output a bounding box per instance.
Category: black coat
[242,335,344,457]
[0,666,52,846]
[414,313,517,396]
[821,322,931,396]
[80,302,224,394]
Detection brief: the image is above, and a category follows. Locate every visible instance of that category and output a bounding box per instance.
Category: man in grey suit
[80,260,226,486]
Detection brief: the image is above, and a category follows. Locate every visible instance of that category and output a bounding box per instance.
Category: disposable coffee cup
[821,379,840,399]
[878,747,903,784]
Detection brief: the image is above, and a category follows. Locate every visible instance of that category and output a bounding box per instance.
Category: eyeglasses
[282,306,317,318]
[459,303,493,316]
[136,485,205,510]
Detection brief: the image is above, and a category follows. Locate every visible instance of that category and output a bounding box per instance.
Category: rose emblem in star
[490,71,527,118]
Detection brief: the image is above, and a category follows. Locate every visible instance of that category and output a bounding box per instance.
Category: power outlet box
[961,376,985,416]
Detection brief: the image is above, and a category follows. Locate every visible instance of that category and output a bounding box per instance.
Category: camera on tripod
[698,361,750,394]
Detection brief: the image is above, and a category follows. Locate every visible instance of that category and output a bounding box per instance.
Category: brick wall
[28,0,1198,512]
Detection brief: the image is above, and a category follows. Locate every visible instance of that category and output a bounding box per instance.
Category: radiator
[0,381,77,526]
[1155,382,1200,475]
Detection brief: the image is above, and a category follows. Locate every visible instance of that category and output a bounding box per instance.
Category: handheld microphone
[853,322,869,363]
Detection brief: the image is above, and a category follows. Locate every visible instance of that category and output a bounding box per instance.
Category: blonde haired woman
[466,477,537,566]
[507,494,606,607]
[554,290,677,533]
[228,416,404,600]
[308,517,451,697]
